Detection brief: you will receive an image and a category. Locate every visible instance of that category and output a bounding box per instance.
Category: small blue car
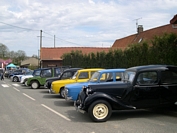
[64,69,126,101]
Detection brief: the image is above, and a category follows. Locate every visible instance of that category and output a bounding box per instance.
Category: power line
[0,21,83,46]
[43,31,53,36]
[43,30,82,46]
[0,21,39,31]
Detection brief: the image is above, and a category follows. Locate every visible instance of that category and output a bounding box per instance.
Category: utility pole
[40,30,42,68]
[38,49,40,68]
[54,35,55,47]
[40,30,42,48]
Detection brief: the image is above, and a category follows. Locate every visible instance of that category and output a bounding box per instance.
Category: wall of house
[41,60,62,68]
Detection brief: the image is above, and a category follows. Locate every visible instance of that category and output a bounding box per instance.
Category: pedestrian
[1,72,4,80]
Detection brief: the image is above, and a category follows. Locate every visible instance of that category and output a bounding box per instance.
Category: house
[20,57,39,68]
[40,14,177,68]
[112,14,177,49]
[40,47,111,68]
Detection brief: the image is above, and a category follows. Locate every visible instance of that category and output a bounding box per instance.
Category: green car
[27,67,61,89]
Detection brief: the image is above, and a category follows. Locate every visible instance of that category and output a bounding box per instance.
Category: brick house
[40,14,177,68]
[40,47,111,68]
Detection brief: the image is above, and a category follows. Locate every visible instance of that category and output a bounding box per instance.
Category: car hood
[52,79,76,85]
[66,82,89,90]
[21,75,33,78]
[46,77,60,81]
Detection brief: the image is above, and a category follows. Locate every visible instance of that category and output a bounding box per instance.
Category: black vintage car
[75,65,177,122]
[45,68,82,90]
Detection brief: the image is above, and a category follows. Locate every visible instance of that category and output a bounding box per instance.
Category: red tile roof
[112,24,177,49]
[112,14,177,49]
[41,47,112,60]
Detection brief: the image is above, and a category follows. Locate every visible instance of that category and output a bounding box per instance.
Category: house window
[138,38,143,43]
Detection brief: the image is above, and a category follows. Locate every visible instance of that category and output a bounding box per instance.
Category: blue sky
[0,0,176,56]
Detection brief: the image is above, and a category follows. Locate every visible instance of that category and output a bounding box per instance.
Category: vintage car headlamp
[82,85,87,91]
[64,87,68,96]
[86,87,92,95]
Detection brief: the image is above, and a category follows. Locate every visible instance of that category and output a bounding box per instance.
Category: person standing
[1,72,4,80]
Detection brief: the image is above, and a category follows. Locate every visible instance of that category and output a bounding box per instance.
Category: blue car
[64,68,126,101]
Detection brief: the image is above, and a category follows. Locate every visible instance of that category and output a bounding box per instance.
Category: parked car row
[7,65,177,122]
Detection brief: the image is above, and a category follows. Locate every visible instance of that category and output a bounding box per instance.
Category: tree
[7,50,27,65]
[32,54,39,59]
[0,43,9,58]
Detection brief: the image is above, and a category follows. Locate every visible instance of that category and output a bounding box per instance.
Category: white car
[11,74,23,82]
[12,70,33,82]
[20,68,41,86]
[20,75,34,85]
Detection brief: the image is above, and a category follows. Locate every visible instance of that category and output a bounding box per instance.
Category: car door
[40,68,52,84]
[77,71,89,82]
[60,71,73,80]
[54,67,61,77]
[130,71,160,108]
[159,70,177,104]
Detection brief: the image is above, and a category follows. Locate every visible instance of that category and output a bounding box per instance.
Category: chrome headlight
[86,87,92,95]
[64,87,68,96]
[82,85,87,91]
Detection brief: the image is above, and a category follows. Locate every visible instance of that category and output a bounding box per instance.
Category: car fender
[84,92,131,110]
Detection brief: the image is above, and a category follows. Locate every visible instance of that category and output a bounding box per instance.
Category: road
[0,79,177,133]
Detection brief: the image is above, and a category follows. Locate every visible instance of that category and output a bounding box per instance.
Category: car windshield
[33,70,41,76]
[123,71,136,83]
[89,72,100,82]
[26,71,33,75]
[71,71,78,79]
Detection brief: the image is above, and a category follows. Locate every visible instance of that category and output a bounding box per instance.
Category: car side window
[91,71,96,76]
[161,70,177,84]
[100,73,106,82]
[61,72,72,79]
[106,72,113,82]
[115,72,123,81]
[136,71,157,85]
[41,69,52,77]
[78,72,88,79]
[54,68,61,77]
[34,70,40,76]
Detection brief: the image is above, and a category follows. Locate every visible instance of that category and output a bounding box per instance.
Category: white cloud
[0,0,176,56]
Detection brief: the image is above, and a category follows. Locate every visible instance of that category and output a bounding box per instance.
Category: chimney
[137,25,143,33]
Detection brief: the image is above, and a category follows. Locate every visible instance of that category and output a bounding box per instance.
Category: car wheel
[31,81,39,89]
[13,77,18,82]
[88,100,112,122]
[60,88,65,98]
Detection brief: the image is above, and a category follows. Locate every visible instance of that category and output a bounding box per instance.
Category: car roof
[97,68,126,73]
[78,68,104,72]
[63,68,83,72]
[126,65,177,72]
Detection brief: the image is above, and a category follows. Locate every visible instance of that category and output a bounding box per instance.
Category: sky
[0,0,177,57]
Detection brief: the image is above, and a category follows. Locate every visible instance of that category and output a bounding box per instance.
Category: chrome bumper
[44,82,48,88]
[48,88,55,94]
[65,96,72,101]
[74,101,85,114]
